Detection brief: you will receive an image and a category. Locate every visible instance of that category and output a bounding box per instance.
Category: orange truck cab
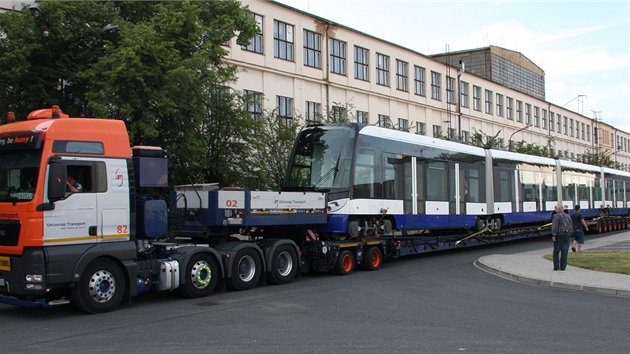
[0,106,139,311]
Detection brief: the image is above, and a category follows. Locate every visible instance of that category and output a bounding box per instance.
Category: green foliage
[469,128,502,148]
[0,0,258,187]
[580,149,616,167]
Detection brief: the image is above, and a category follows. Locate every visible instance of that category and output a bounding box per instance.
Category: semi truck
[0,107,627,313]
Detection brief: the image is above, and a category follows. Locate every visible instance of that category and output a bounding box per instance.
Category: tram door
[402,157,425,215]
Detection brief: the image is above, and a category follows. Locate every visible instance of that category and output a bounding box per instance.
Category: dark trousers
[553,232,571,270]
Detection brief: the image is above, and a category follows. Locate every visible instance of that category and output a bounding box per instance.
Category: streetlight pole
[508,125,530,151]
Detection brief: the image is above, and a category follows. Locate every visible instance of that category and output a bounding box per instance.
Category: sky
[275,0,630,133]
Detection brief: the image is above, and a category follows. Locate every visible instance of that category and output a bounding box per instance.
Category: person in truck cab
[66,175,83,193]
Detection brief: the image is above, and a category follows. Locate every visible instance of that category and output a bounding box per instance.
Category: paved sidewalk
[475,230,630,297]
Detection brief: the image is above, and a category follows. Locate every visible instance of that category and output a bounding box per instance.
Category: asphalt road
[1,236,628,353]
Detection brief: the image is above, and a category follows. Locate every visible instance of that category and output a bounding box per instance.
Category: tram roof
[359,126,486,157]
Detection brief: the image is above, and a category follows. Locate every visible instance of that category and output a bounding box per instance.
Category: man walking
[570,205,588,252]
[551,205,572,271]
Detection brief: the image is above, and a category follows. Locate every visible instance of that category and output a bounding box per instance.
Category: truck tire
[363,246,382,271]
[268,244,298,285]
[227,248,261,291]
[335,249,354,275]
[72,258,125,314]
[179,253,219,298]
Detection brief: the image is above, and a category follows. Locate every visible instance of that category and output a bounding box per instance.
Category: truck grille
[0,220,20,246]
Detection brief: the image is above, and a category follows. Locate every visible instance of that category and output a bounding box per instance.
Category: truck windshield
[285,125,356,191]
[0,149,41,202]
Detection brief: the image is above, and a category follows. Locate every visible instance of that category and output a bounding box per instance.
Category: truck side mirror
[47,160,67,202]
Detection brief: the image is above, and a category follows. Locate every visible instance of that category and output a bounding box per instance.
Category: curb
[473,259,630,298]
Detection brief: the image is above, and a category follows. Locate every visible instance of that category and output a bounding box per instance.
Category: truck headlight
[25,274,43,283]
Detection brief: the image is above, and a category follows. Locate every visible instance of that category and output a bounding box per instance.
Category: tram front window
[285,125,355,191]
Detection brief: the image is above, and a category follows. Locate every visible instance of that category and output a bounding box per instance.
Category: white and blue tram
[284,124,630,238]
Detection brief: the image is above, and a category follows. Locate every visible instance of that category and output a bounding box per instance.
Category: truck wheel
[363,247,382,271]
[268,245,298,285]
[335,250,354,275]
[179,253,219,298]
[72,258,125,314]
[228,248,261,291]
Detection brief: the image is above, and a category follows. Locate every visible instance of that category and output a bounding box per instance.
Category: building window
[397,118,408,131]
[276,95,293,123]
[396,60,408,91]
[242,13,263,53]
[273,20,294,61]
[534,107,540,127]
[432,124,443,138]
[332,105,347,122]
[414,66,425,96]
[462,130,469,143]
[354,46,369,81]
[460,81,469,108]
[303,30,321,68]
[525,104,531,125]
[329,38,346,75]
[473,86,481,111]
[485,90,493,114]
[556,115,561,132]
[575,121,580,139]
[549,112,555,131]
[416,122,426,135]
[431,71,441,100]
[563,116,568,135]
[356,110,369,124]
[448,128,457,140]
[581,122,586,140]
[446,76,456,104]
[587,125,591,142]
[376,53,390,86]
[542,109,547,129]
[570,119,574,137]
[244,90,263,120]
[496,93,503,117]
[516,100,523,122]
[305,101,321,123]
[506,97,513,120]
[378,114,390,128]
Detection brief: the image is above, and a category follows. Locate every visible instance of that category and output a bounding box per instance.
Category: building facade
[224,0,629,171]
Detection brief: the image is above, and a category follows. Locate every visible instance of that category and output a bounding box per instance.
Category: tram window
[521,170,538,202]
[467,167,482,202]
[615,180,625,202]
[543,172,556,202]
[578,177,590,200]
[605,180,614,201]
[383,154,403,200]
[594,178,602,201]
[353,149,375,198]
[426,161,447,201]
[494,168,513,202]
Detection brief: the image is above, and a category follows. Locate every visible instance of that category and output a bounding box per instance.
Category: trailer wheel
[335,250,354,275]
[228,248,261,291]
[179,253,219,298]
[72,258,125,314]
[268,245,298,285]
[363,247,382,271]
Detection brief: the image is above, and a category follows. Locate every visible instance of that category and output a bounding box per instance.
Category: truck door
[43,158,99,246]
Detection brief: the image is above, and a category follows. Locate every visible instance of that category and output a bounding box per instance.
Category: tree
[0,1,258,186]
[580,149,615,168]
[469,128,502,148]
